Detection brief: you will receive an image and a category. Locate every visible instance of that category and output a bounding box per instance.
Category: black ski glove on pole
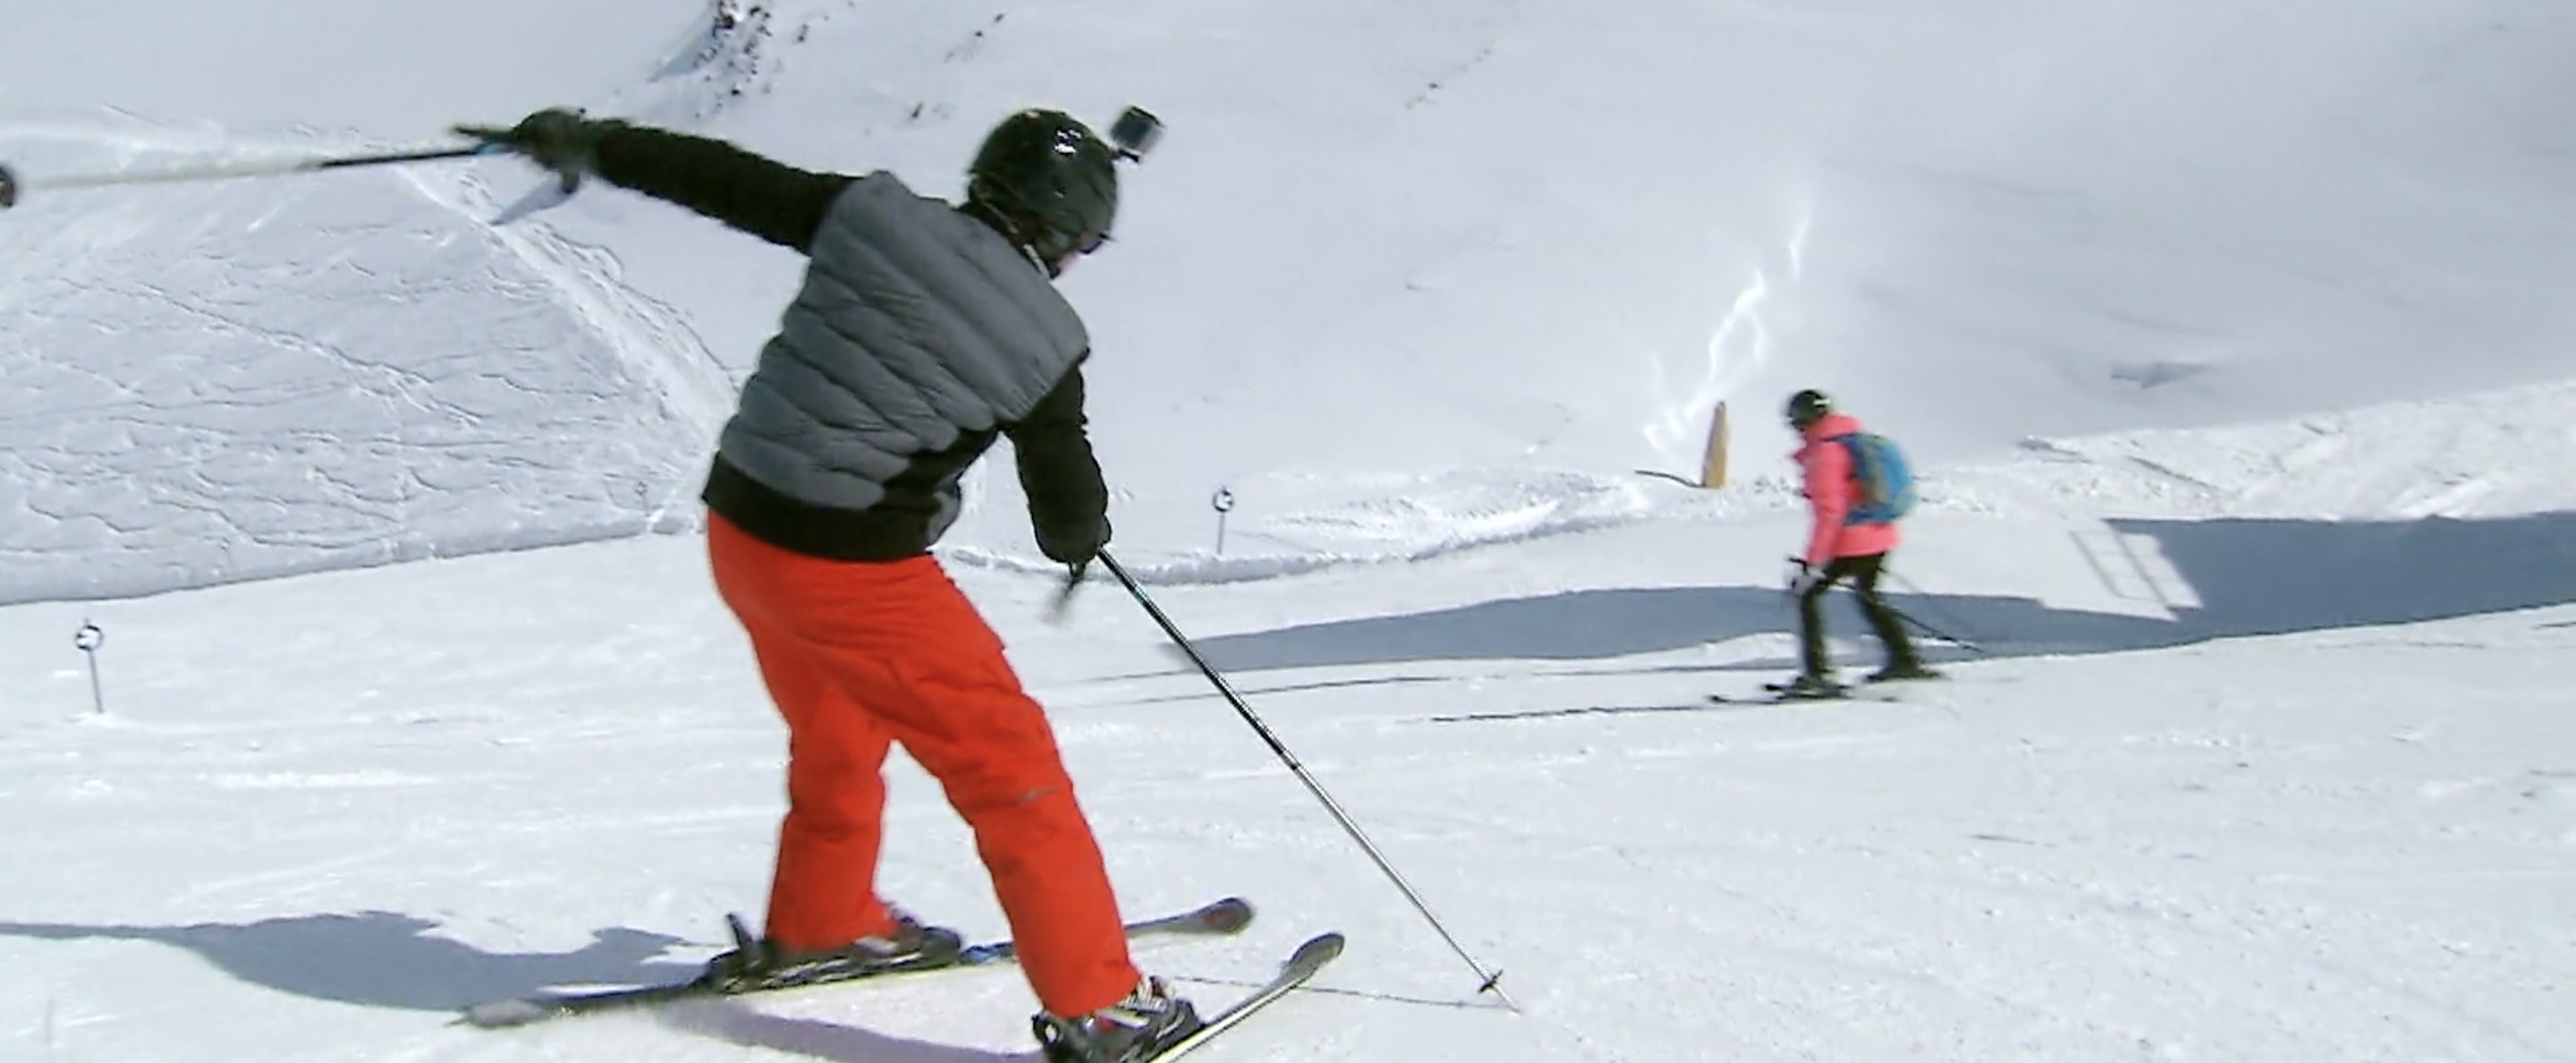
[1037,516,1112,577]
[453,107,603,192]
[1784,556,1823,598]
[1038,519,1108,625]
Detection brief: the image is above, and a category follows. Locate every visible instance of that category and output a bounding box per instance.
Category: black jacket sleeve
[1003,363,1112,564]
[589,123,852,253]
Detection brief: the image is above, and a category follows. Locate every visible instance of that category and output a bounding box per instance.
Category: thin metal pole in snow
[73,621,105,716]
[1094,549,1517,1010]
[1209,487,1234,556]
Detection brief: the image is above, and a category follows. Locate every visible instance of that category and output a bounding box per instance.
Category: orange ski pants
[706,514,1141,1016]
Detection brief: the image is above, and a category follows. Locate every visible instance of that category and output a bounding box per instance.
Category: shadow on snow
[0,911,1039,1059]
[658,999,1037,1063]
[0,910,698,1012]
[1163,513,2576,674]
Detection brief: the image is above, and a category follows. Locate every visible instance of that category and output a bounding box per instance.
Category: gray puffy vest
[716,171,1089,540]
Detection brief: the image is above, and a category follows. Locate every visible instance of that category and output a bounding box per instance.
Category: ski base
[460,896,1254,1029]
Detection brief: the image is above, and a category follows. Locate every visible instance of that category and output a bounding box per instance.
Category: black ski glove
[453,107,606,191]
[1036,515,1111,576]
[1784,557,1824,598]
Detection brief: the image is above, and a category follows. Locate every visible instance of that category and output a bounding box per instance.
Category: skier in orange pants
[708,517,1139,1012]
[456,103,1198,1062]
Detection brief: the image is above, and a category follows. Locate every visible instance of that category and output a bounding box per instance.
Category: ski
[1711,672,1953,705]
[1708,684,1902,706]
[1134,932,1343,1062]
[459,896,1254,1029]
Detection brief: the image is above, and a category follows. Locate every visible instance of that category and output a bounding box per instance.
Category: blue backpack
[1835,432,1916,525]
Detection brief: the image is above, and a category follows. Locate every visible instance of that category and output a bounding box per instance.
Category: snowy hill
[6,0,2576,600]
[3,2,2573,1062]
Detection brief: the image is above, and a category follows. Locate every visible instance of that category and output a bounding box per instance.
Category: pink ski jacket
[1795,412,1902,567]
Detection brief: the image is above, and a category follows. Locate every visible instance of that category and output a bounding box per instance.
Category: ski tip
[1199,897,1255,934]
[1286,931,1345,970]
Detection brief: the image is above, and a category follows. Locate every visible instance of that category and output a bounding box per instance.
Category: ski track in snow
[0,122,726,606]
[403,163,738,526]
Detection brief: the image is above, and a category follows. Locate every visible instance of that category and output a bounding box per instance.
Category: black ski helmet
[966,108,1119,265]
[1784,388,1833,429]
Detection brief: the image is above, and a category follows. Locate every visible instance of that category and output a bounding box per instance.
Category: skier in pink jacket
[1780,389,1937,697]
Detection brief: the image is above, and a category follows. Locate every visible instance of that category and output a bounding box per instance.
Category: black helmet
[1784,388,1832,429]
[966,108,1119,264]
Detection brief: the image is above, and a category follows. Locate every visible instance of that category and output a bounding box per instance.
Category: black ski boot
[1032,975,1205,1063]
[1767,672,1848,700]
[699,906,964,992]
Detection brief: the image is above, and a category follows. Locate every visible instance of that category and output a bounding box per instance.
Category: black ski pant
[1798,552,1919,677]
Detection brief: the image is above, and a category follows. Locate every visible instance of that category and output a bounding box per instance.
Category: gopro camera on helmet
[1108,106,1164,162]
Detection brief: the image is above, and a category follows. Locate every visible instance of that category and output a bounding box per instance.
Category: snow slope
[0,125,721,602]
[2,514,2571,1062]
[6,0,2576,598]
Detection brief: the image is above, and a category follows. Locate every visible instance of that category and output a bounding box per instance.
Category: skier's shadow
[661,999,1038,1063]
[0,911,700,1011]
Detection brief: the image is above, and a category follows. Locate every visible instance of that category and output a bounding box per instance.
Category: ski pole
[1881,569,1989,654]
[1044,564,1086,625]
[1888,603,1984,654]
[0,143,496,210]
[1092,549,1517,1010]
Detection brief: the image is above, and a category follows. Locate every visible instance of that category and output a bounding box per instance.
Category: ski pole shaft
[0,144,493,209]
[1891,604,1980,651]
[1094,550,1517,1010]
[1044,566,1085,625]
[1882,570,1989,654]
